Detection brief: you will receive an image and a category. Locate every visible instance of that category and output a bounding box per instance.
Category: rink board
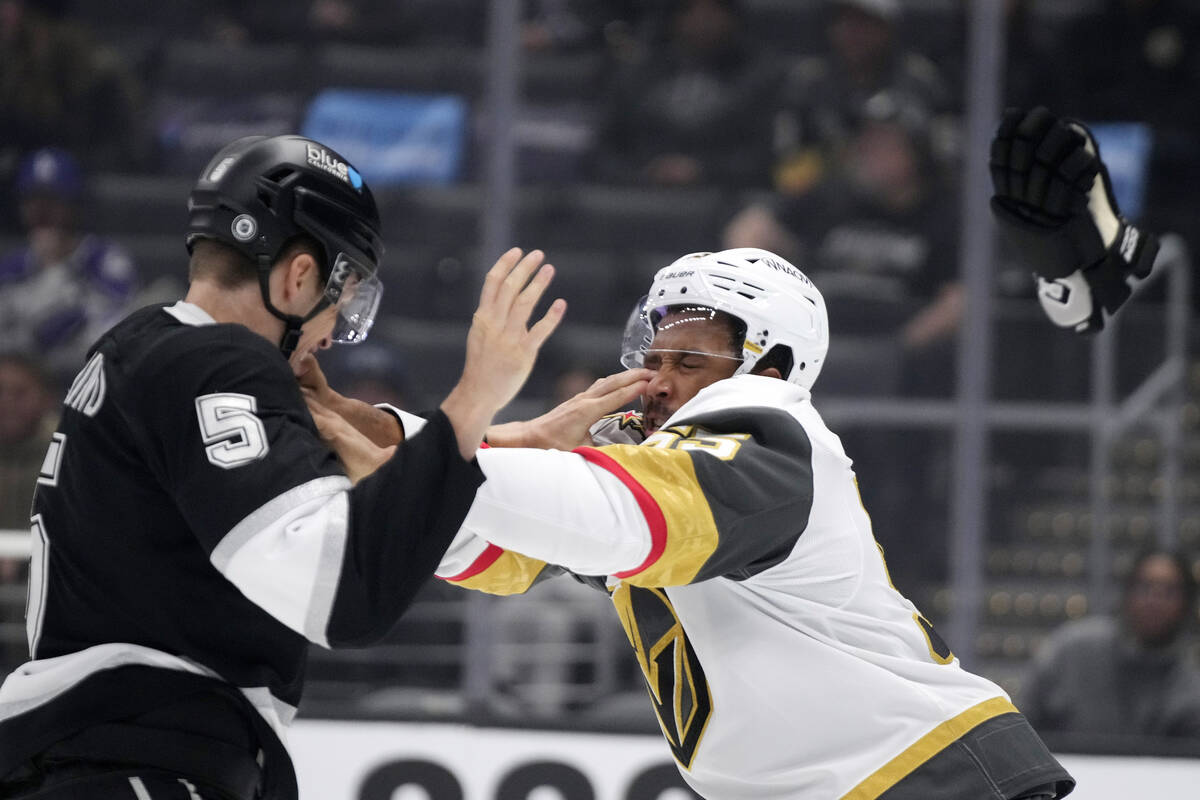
[290,718,1200,799]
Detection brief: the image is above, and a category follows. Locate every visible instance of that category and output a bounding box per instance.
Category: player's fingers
[585,369,655,398]
[479,247,524,308]
[993,107,1024,140]
[1060,147,1099,191]
[496,249,546,310]
[585,378,651,415]
[1045,148,1095,217]
[1009,107,1057,177]
[1015,105,1056,143]
[526,298,567,350]
[509,263,556,331]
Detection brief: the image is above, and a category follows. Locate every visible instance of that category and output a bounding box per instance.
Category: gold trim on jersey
[447,550,549,595]
[913,613,955,664]
[595,443,721,586]
[841,696,1019,800]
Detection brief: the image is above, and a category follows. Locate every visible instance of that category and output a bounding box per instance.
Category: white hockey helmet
[622,248,829,390]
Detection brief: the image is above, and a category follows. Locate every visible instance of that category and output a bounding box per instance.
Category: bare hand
[296,353,339,408]
[441,248,566,459]
[487,368,652,450]
[297,353,404,447]
[306,395,396,484]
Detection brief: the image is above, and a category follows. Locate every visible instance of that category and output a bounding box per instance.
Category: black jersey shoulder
[670,405,815,581]
[95,304,294,397]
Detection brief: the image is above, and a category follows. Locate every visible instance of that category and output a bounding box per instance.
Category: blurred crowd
[1,0,1199,745]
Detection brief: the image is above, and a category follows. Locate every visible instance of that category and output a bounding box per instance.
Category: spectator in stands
[0,0,146,183]
[771,0,952,197]
[1022,548,1200,742]
[591,0,780,188]
[521,0,640,53]
[725,111,961,375]
[0,351,57,667]
[0,351,55,533]
[0,148,141,385]
[725,111,960,587]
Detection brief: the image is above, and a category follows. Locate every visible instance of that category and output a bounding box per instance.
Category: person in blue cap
[0,148,141,384]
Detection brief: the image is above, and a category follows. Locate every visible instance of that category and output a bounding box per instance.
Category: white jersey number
[195,393,269,469]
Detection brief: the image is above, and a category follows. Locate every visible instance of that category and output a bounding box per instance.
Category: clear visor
[619,295,743,369]
[324,252,383,344]
[619,295,654,369]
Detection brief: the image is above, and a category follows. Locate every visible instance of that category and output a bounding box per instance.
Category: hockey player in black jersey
[0,135,564,799]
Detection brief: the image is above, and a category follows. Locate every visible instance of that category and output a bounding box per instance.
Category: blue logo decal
[347,165,364,191]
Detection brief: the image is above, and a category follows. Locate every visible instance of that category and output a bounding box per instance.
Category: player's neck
[184,279,285,344]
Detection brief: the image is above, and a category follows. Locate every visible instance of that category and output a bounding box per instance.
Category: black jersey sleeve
[329,409,484,646]
[129,326,482,647]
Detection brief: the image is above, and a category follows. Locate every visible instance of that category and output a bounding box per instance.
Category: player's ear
[758,367,783,380]
[280,250,321,301]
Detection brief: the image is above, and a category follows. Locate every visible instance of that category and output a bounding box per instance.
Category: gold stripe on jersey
[593,443,720,587]
[841,696,1019,800]
[445,550,550,596]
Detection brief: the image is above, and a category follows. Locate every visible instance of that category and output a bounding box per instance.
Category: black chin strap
[256,258,331,359]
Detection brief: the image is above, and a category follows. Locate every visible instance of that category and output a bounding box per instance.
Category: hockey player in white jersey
[312,248,1075,799]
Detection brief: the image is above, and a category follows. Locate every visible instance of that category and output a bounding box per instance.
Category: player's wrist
[441,382,500,459]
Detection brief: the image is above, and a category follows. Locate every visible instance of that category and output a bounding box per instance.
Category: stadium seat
[380,184,482,247]
[156,42,308,97]
[741,0,825,56]
[112,234,187,279]
[543,185,726,252]
[89,174,193,236]
[522,52,607,104]
[314,44,483,98]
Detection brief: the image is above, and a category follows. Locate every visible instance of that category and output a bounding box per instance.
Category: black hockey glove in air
[989,106,1158,333]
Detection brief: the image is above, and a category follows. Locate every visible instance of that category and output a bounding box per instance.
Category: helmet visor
[619,296,743,368]
[325,252,383,344]
[620,295,654,368]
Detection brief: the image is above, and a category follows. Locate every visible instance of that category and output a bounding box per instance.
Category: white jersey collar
[164,300,217,327]
[666,374,809,427]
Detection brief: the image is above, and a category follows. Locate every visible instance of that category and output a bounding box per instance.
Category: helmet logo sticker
[208,156,236,182]
[231,214,258,242]
[759,255,814,287]
[306,143,361,191]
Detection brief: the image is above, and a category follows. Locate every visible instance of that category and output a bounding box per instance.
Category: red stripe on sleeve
[574,446,667,579]
[439,543,504,582]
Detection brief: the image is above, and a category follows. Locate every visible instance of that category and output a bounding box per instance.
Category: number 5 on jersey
[195,393,269,469]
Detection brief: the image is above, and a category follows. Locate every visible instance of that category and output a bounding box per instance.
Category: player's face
[640,311,740,436]
[289,304,337,377]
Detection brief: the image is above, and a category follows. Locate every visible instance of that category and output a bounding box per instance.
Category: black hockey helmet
[187,135,385,354]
